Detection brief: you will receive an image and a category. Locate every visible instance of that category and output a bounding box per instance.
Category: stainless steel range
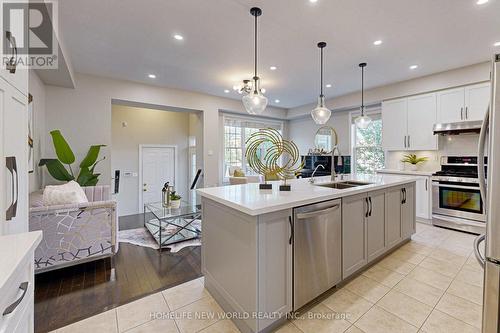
[432,156,486,234]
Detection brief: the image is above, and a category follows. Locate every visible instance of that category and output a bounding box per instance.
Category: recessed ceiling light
[409,65,418,70]
[224,89,230,93]
[494,41,500,47]
[373,40,383,46]
[275,99,280,103]
[270,66,277,70]
[173,34,184,40]
[309,0,318,3]
[148,74,156,79]
[326,84,332,88]
[477,0,489,5]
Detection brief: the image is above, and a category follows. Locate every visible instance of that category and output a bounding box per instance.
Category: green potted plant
[170,191,182,209]
[39,130,105,186]
[401,154,428,171]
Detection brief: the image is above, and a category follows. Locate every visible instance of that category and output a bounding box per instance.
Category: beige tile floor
[52,222,484,333]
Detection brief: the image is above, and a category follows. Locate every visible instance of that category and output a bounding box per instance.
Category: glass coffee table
[143,201,201,250]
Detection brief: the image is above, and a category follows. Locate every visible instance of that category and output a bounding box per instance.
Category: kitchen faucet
[309,164,325,183]
[331,145,343,181]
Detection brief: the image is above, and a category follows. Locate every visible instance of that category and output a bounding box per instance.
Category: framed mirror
[314,126,338,153]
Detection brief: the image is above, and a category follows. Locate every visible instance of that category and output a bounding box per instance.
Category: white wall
[288,62,490,119]
[288,111,351,156]
[28,71,46,192]
[45,73,287,189]
[111,105,191,216]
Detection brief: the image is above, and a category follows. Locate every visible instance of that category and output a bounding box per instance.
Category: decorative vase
[171,200,181,209]
[408,164,418,171]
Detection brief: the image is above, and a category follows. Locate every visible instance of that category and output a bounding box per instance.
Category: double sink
[314,180,373,190]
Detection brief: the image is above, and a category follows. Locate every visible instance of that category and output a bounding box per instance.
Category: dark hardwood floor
[34,214,202,333]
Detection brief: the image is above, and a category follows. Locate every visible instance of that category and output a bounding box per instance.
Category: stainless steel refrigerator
[476,53,500,333]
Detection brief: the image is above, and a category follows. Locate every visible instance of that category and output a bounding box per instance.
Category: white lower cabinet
[415,176,431,220]
[343,183,416,280]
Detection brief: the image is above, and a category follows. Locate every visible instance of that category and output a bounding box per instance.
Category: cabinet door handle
[3,282,28,316]
[408,135,410,148]
[465,106,469,119]
[5,31,17,74]
[365,198,369,218]
[461,107,464,120]
[404,188,407,204]
[288,216,293,245]
[368,197,373,216]
[425,179,428,191]
[6,156,18,221]
[403,136,406,148]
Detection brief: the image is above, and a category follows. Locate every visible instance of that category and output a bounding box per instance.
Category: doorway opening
[111,100,203,218]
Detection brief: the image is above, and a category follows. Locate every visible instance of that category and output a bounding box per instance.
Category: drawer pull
[3,282,28,316]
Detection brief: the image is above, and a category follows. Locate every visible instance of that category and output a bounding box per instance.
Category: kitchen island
[197,174,417,333]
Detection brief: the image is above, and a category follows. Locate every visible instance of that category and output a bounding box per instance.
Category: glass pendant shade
[242,90,268,115]
[355,62,372,129]
[355,113,372,129]
[311,96,331,125]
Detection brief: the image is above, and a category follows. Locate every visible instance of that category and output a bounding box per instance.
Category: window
[351,111,385,174]
[222,115,283,182]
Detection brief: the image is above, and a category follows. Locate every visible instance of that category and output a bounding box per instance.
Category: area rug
[119,224,202,253]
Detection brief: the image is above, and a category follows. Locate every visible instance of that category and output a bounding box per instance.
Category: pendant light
[242,7,268,115]
[311,42,331,125]
[355,62,372,129]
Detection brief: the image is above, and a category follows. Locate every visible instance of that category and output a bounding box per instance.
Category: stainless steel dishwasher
[293,199,342,310]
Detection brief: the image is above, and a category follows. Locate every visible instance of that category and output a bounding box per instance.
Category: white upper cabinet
[437,87,465,123]
[407,93,438,151]
[382,94,437,151]
[0,29,28,96]
[382,98,407,151]
[437,83,491,123]
[465,83,491,121]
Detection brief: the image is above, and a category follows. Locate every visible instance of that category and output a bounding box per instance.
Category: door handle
[425,179,428,191]
[5,31,17,74]
[473,234,485,268]
[365,198,369,218]
[404,188,407,203]
[407,135,410,148]
[368,197,372,216]
[3,282,28,315]
[465,106,469,119]
[6,156,18,221]
[404,136,407,148]
[296,204,340,220]
[401,188,406,204]
[288,216,293,245]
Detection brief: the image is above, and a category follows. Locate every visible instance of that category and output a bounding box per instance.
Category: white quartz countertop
[377,169,436,176]
[197,174,419,216]
[0,231,42,288]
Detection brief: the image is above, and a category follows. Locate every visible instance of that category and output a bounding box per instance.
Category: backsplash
[385,134,481,172]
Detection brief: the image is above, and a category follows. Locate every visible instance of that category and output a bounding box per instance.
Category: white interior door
[141,146,176,207]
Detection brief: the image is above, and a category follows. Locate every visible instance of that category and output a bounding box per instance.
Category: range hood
[433,120,483,135]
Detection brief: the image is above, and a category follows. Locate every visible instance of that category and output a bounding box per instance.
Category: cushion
[29,190,44,208]
[43,181,89,206]
[233,169,246,177]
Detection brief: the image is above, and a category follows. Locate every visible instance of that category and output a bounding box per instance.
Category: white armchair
[228,166,262,185]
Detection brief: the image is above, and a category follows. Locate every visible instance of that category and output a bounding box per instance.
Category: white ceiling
[59,0,500,109]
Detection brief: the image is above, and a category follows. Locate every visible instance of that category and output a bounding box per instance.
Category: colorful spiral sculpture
[246,128,303,186]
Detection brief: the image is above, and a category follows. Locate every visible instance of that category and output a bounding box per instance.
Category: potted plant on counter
[401,154,428,171]
[170,191,182,209]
